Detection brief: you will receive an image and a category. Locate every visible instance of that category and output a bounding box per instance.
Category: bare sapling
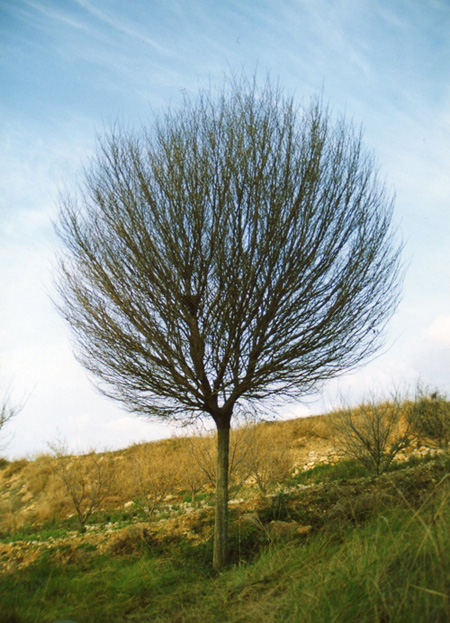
[408,387,450,452]
[129,443,179,516]
[49,440,115,532]
[332,391,414,475]
[250,423,294,495]
[176,443,209,504]
[0,391,21,454]
[184,422,261,497]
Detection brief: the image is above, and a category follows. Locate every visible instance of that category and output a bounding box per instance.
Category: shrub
[182,423,259,496]
[286,414,333,441]
[183,420,295,498]
[249,423,294,495]
[259,491,293,523]
[48,440,115,532]
[332,391,414,475]
[408,388,450,451]
[125,442,180,516]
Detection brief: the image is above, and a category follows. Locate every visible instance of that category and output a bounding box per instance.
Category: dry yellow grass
[0,406,431,535]
[0,414,315,533]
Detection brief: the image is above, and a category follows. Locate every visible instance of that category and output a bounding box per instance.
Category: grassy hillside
[1,408,449,622]
[0,413,335,537]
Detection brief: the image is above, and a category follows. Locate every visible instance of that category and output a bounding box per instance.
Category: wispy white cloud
[75,0,168,54]
[20,0,93,32]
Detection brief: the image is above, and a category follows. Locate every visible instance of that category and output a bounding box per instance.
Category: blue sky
[1,0,449,458]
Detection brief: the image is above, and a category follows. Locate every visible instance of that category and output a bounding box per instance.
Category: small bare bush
[182,432,217,490]
[184,421,294,497]
[175,445,209,504]
[183,423,260,497]
[126,442,179,515]
[250,423,294,495]
[408,388,450,451]
[332,392,414,475]
[2,458,28,478]
[26,456,72,521]
[229,424,262,493]
[0,496,27,535]
[26,455,54,495]
[0,392,21,454]
[49,441,115,531]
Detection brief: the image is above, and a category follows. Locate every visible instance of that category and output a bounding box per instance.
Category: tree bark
[213,421,230,570]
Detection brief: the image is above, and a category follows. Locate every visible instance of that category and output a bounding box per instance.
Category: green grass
[181,490,214,505]
[287,453,444,488]
[0,517,79,543]
[287,459,371,487]
[2,471,450,623]
[2,455,450,623]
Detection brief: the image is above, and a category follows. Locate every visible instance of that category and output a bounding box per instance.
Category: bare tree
[0,400,14,437]
[250,423,294,495]
[55,74,403,568]
[49,440,114,532]
[127,442,179,515]
[176,442,209,505]
[332,392,414,475]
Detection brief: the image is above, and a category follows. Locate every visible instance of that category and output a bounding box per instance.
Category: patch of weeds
[181,491,211,505]
[173,538,213,572]
[287,463,333,486]
[288,459,370,487]
[92,508,136,526]
[4,512,89,543]
[77,541,97,553]
[0,605,36,623]
[2,521,71,543]
[259,491,293,523]
[107,526,156,557]
[327,459,371,480]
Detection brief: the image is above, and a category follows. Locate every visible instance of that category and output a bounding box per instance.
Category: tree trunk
[213,422,230,570]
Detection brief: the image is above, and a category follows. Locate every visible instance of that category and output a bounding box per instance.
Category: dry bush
[183,424,260,497]
[32,471,72,522]
[229,424,262,493]
[332,392,414,475]
[249,423,294,495]
[182,432,216,490]
[407,388,450,451]
[0,392,21,455]
[20,455,70,523]
[0,454,69,533]
[124,442,180,515]
[2,458,28,478]
[49,441,115,531]
[0,496,28,535]
[175,444,209,503]
[182,421,294,497]
[25,455,56,495]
